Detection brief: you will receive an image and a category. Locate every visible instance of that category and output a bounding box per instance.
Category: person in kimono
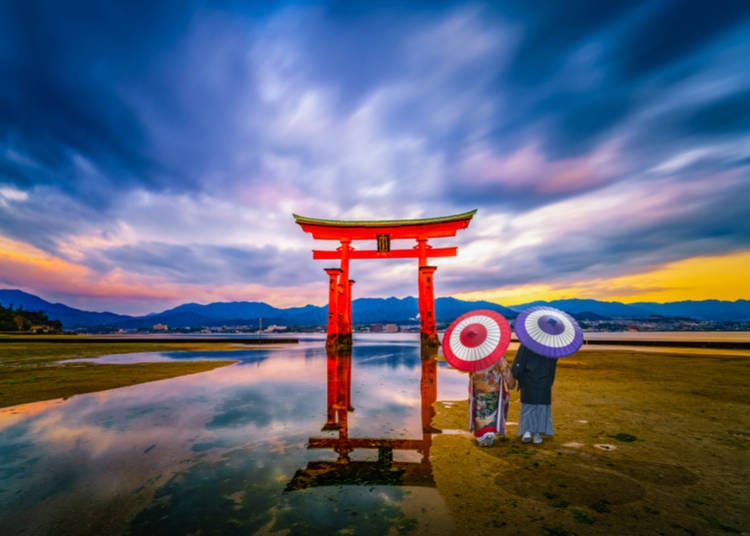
[469,355,515,447]
[511,344,557,444]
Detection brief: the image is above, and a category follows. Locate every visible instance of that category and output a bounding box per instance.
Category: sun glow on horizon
[0,237,326,313]
[3,232,749,314]
[453,250,750,305]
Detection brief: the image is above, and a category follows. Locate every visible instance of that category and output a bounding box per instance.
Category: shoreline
[582,338,750,349]
[0,335,299,344]
[0,339,254,408]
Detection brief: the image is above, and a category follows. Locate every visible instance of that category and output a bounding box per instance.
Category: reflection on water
[0,337,466,535]
[286,348,437,491]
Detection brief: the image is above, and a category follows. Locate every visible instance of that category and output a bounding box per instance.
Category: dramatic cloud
[1,1,749,313]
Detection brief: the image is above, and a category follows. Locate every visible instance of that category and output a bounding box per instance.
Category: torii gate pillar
[324,268,342,339]
[418,265,438,346]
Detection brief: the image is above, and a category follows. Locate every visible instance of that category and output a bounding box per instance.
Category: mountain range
[1,289,749,330]
[508,298,750,321]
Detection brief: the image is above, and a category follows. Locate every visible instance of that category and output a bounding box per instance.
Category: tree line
[0,303,63,332]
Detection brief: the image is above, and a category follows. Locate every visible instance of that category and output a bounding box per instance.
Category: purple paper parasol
[514,306,583,358]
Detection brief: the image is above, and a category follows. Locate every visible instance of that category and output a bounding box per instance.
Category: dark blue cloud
[3,0,745,203]
[0,1,271,208]
[0,2,194,195]
[681,88,750,134]
[499,0,636,86]
[613,0,750,79]
[481,1,750,159]
[538,91,634,158]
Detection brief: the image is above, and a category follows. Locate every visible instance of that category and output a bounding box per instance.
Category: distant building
[152,323,169,331]
[384,324,399,333]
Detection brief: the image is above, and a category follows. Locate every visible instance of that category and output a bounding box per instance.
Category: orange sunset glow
[455,250,750,306]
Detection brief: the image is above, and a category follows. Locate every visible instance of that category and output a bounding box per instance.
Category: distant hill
[435,297,517,321]
[508,299,654,318]
[509,298,750,321]
[630,300,750,321]
[0,290,516,330]
[0,289,133,329]
[569,311,610,321]
[352,296,516,324]
[128,296,515,328]
[159,301,281,320]
[1,289,748,330]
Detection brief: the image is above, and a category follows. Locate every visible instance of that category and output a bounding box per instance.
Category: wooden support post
[418,265,438,346]
[324,268,342,341]
[416,238,428,267]
[347,279,355,334]
[339,239,352,336]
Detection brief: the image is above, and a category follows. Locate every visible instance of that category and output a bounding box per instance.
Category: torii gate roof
[293,209,477,240]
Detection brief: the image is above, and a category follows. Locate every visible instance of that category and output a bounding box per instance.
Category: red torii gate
[293,210,476,347]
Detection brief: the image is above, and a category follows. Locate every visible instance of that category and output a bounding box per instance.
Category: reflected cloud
[0,338,468,534]
[286,344,440,492]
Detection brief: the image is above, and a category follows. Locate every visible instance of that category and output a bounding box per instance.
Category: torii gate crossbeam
[294,210,476,348]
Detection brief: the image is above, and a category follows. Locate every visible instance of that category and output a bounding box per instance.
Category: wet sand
[0,339,244,407]
[429,347,750,535]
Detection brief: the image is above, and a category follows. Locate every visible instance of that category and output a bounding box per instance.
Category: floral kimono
[469,357,514,439]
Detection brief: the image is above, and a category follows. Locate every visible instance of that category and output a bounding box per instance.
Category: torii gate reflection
[293,210,476,348]
[288,211,474,489]
[285,344,439,491]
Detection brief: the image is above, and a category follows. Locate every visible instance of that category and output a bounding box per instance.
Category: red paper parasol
[442,310,511,372]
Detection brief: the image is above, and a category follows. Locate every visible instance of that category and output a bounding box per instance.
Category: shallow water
[0,336,468,535]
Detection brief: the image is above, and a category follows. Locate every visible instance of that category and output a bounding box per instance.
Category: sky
[1,1,749,315]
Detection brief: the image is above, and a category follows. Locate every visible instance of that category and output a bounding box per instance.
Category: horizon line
[0,287,747,317]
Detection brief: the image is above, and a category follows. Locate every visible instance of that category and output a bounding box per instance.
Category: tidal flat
[0,337,748,535]
[431,348,750,535]
[0,337,240,407]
